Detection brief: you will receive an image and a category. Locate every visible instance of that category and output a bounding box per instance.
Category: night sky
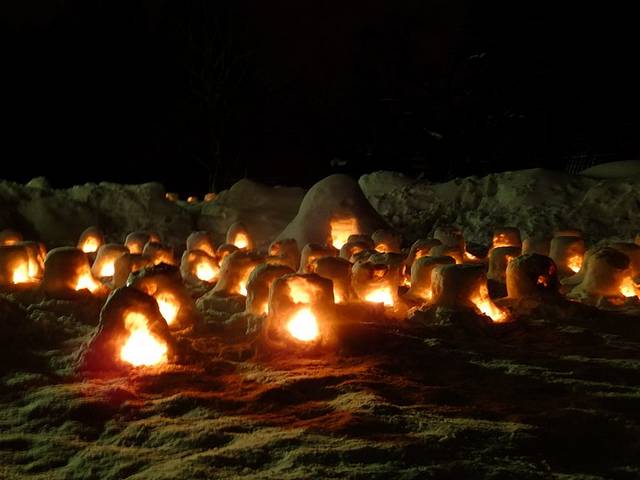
[2,1,638,196]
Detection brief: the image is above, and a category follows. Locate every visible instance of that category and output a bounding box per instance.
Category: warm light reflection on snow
[156,292,179,325]
[80,237,100,253]
[567,254,583,273]
[11,263,29,284]
[364,287,394,306]
[330,218,358,249]
[120,312,168,367]
[620,277,637,298]
[195,262,217,282]
[470,283,507,322]
[286,307,319,342]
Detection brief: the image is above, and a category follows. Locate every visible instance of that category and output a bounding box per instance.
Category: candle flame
[567,254,583,273]
[120,312,168,367]
[195,262,217,282]
[620,277,637,298]
[470,283,507,323]
[12,263,29,284]
[364,287,394,306]
[156,292,179,325]
[99,262,115,277]
[286,307,320,342]
[233,232,250,249]
[80,237,100,253]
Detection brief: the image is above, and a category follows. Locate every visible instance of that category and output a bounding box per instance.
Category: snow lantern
[212,250,264,296]
[128,264,199,330]
[77,226,104,254]
[216,243,239,262]
[244,263,295,316]
[429,244,464,264]
[125,231,160,254]
[226,222,253,251]
[265,273,335,346]
[299,243,338,273]
[492,227,522,248]
[522,236,551,256]
[308,255,353,304]
[405,239,442,267]
[505,254,559,299]
[568,247,634,305]
[430,264,507,323]
[186,231,216,257]
[0,245,31,286]
[77,287,176,371]
[91,244,129,278]
[180,249,219,285]
[268,238,300,271]
[17,241,46,280]
[42,247,102,297]
[487,246,522,283]
[405,255,456,303]
[351,254,402,307]
[142,241,177,266]
[550,236,585,278]
[113,253,155,288]
[372,229,402,254]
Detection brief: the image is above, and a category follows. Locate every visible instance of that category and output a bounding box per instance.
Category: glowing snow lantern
[125,231,160,255]
[129,264,200,330]
[329,217,359,250]
[165,192,179,202]
[492,227,522,249]
[351,254,403,307]
[180,249,219,284]
[244,263,295,316]
[266,273,335,346]
[550,236,585,278]
[372,229,402,254]
[17,241,46,280]
[339,239,374,262]
[405,255,456,303]
[77,226,104,254]
[204,192,217,202]
[142,241,177,266]
[91,244,129,278]
[187,196,199,204]
[309,256,352,303]
[226,222,253,251]
[268,238,300,271]
[0,229,23,246]
[77,287,176,372]
[186,231,217,258]
[619,276,637,298]
[0,245,32,286]
[113,253,155,288]
[211,250,263,297]
[299,243,338,273]
[405,239,442,267]
[42,247,103,297]
[568,247,634,306]
[505,254,559,299]
[487,246,522,284]
[429,244,464,264]
[431,264,508,323]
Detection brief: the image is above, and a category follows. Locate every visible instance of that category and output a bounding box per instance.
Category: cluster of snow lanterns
[5,208,640,372]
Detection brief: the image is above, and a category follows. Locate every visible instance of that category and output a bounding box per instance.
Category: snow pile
[359,168,640,245]
[580,160,640,179]
[197,178,305,249]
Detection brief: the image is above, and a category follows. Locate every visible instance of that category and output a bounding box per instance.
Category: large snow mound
[580,160,640,179]
[360,168,640,244]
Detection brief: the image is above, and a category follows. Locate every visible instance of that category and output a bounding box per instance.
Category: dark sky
[2,1,638,195]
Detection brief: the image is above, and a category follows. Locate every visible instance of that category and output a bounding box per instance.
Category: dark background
[2,1,638,196]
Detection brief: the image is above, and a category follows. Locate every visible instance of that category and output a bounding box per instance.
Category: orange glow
[99,262,115,277]
[286,307,320,342]
[330,218,358,249]
[364,287,394,306]
[537,275,549,287]
[195,262,218,282]
[375,243,391,253]
[120,312,168,367]
[567,254,583,273]
[470,284,507,323]
[289,284,312,304]
[239,280,248,296]
[620,277,637,298]
[75,272,101,293]
[156,292,179,325]
[11,263,29,284]
[233,232,250,249]
[80,237,100,253]
[464,251,478,261]
[333,291,344,303]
